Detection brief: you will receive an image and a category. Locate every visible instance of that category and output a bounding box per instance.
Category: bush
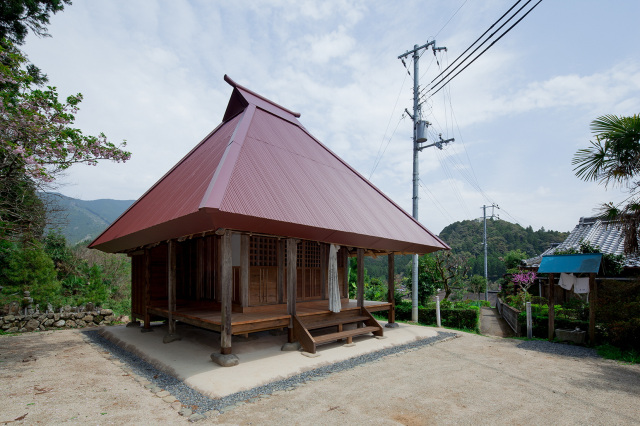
[0,234,131,315]
[0,240,60,306]
[596,280,640,351]
[517,312,595,341]
[393,300,479,331]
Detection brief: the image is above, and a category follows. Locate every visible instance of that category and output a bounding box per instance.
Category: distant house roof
[90,75,449,254]
[525,216,640,268]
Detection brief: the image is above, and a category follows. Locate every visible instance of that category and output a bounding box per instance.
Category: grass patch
[596,344,640,364]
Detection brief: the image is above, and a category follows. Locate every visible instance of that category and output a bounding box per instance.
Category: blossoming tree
[0,41,130,240]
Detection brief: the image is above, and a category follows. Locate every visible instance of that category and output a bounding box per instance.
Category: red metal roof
[90,76,449,254]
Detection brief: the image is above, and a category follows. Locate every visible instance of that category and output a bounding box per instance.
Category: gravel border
[515,338,600,358]
[84,329,457,415]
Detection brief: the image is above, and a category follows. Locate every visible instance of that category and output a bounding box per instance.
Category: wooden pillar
[320,243,327,300]
[286,239,298,315]
[220,230,233,355]
[143,248,151,330]
[343,249,349,298]
[388,253,396,324]
[196,238,204,300]
[277,239,285,304]
[357,248,364,308]
[589,273,596,344]
[240,234,249,307]
[548,273,555,341]
[286,239,298,343]
[215,236,222,302]
[167,240,177,335]
[206,236,213,299]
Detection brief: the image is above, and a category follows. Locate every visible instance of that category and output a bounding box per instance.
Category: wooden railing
[496,298,521,336]
[291,314,316,353]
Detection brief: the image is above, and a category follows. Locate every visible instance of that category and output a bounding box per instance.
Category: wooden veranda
[147,299,391,336]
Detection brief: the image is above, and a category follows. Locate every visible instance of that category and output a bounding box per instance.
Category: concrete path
[100,319,438,399]
[480,306,515,337]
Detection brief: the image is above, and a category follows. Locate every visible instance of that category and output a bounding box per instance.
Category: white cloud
[18,0,640,237]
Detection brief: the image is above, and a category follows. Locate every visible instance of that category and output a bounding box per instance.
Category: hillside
[364,219,569,282]
[43,193,134,245]
[438,219,568,280]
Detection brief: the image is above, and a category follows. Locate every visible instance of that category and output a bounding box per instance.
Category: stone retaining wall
[0,309,117,333]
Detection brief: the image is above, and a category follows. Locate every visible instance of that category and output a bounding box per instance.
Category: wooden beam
[357,248,364,308]
[240,234,250,307]
[548,273,555,342]
[220,230,233,354]
[388,253,396,324]
[143,248,151,330]
[277,239,285,304]
[167,240,177,335]
[286,239,298,317]
[589,273,596,344]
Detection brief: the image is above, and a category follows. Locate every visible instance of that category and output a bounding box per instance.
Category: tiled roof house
[525,216,640,269]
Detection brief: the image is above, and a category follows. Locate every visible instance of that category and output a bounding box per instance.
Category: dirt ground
[1,328,639,425]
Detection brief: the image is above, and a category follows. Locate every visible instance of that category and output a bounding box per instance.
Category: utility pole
[398,41,451,323]
[482,204,499,302]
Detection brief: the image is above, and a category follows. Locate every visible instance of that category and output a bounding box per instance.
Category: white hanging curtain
[328,244,341,313]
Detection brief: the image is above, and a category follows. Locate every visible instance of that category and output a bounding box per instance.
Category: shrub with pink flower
[512,271,537,294]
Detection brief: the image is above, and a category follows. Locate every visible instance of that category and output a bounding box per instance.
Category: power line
[369,70,409,179]
[424,0,525,96]
[419,178,455,222]
[369,114,406,179]
[427,0,543,97]
[433,0,469,39]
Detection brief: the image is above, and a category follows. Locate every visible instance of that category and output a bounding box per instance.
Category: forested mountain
[365,219,569,282]
[439,219,568,280]
[43,193,134,245]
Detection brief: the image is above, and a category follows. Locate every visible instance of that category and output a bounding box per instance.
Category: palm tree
[572,114,640,253]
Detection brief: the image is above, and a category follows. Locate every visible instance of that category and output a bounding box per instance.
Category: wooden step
[302,315,369,330]
[313,326,380,344]
[292,307,384,354]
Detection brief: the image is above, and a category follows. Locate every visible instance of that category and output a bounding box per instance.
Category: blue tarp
[537,253,603,274]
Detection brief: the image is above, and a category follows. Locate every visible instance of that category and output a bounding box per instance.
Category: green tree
[0,0,71,46]
[572,114,640,253]
[421,251,470,300]
[501,249,528,272]
[467,274,486,299]
[417,254,439,306]
[1,239,59,305]
[0,41,130,241]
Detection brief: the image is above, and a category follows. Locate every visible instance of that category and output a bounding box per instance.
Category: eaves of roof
[90,76,449,255]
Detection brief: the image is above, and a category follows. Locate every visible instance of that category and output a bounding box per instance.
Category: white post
[436,296,441,328]
[526,301,532,339]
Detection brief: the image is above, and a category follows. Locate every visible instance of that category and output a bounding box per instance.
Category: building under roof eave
[89,75,448,255]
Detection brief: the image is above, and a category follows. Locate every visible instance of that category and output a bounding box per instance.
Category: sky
[21,0,640,235]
